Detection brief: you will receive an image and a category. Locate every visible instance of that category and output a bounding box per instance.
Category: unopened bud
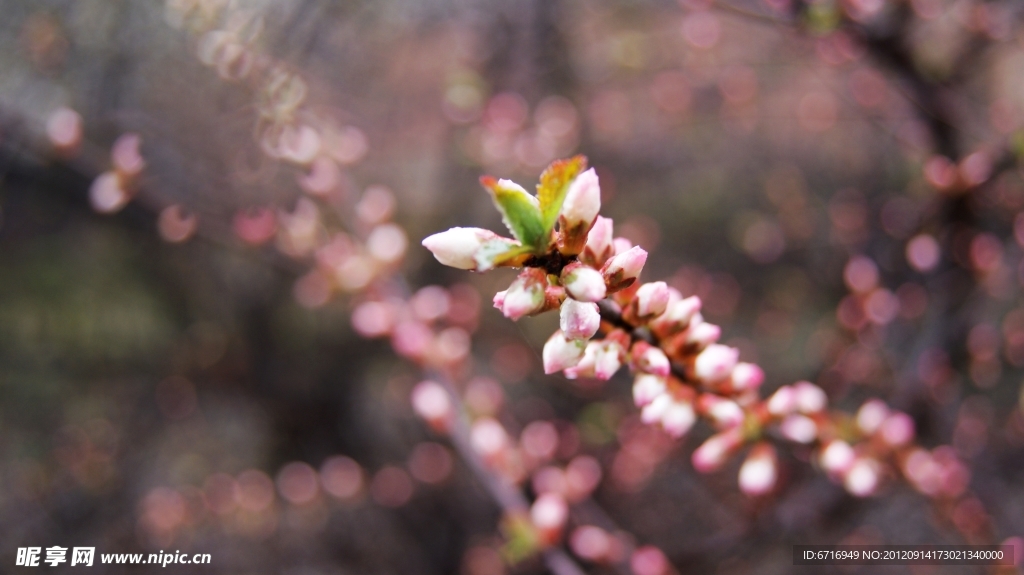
[581,216,614,267]
[856,399,889,435]
[641,393,672,424]
[560,299,601,340]
[633,281,670,318]
[422,227,510,270]
[793,381,828,413]
[631,342,670,377]
[692,428,744,473]
[558,168,602,255]
[819,440,855,476]
[632,373,667,407]
[693,344,738,383]
[843,457,881,497]
[650,295,702,337]
[470,417,509,460]
[779,414,818,444]
[738,443,778,496]
[685,320,721,349]
[543,331,587,374]
[730,363,764,391]
[879,412,915,447]
[602,246,647,293]
[661,396,697,438]
[565,339,624,380]
[562,264,607,302]
[766,385,797,416]
[698,394,745,429]
[501,268,547,320]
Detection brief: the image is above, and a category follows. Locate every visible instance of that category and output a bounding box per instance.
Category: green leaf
[536,155,587,232]
[480,176,547,251]
[474,240,532,271]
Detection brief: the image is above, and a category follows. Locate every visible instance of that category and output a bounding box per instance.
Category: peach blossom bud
[879,412,914,447]
[582,216,615,267]
[634,282,670,318]
[730,363,764,391]
[565,340,624,380]
[612,237,633,254]
[650,295,702,336]
[766,385,797,416]
[531,493,569,544]
[739,443,778,496]
[793,381,828,413]
[501,268,547,320]
[661,397,697,438]
[565,455,603,502]
[47,107,83,153]
[856,399,889,435]
[560,299,601,340]
[411,381,452,430]
[779,414,818,444]
[492,290,506,310]
[640,394,672,424]
[633,344,670,377]
[692,428,744,473]
[422,227,508,270]
[693,344,738,383]
[602,246,647,292]
[562,264,607,302]
[632,374,667,407]
[819,440,855,475]
[561,168,601,230]
[543,331,587,374]
[699,394,745,429]
[686,320,721,349]
[843,457,881,497]
[470,418,508,459]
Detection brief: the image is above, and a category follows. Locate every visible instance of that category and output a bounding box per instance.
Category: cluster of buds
[421,156,976,503]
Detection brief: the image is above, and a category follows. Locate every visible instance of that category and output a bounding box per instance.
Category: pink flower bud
[661,397,697,438]
[543,331,586,374]
[561,168,601,230]
[730,363,764,391]
[422,227,509,270]
[779,414,818,444]
[582,216,614,267]
[565,339,624,380]
[569,525,611,562]
[632,374,667,407]
[531,493,569,544]
[501,268,547,320]
[634,281,670,318]
[856,399,889,435]
[738,443,778,496]
[766,385,797,416]
[641,393,672,424]
[631,342,670,377]
[693,344,738,383]
[843,457,881,497]
[411,380,452,430]
[698,394,745,429]
[650,295,702,337]
[562,264,607,302]
[879,412,915,447]
[560,299,601,340]
[601,246,647,292]
[691,428,744,473]
[685,320,721,349]
[492,290,507,310]
[793,381,828,413]
[819,440,855,476]
[613,237,633,254]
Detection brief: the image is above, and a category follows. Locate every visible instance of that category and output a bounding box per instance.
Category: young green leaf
[536,155,587,233]
[474,240,533,271]
[480,176,547,251]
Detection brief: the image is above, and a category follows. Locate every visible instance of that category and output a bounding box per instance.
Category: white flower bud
[693,344,738,383]
[634,281,670,318]
[562,265,607,302]
[560,168,601,229]
[501,269,547,320]
[661,397,697,438]
[632,373,667,407]
[582,216,614,267]
[560,299,601,340]
[738,444,777,496]
[422,227,505,270]
[602,246,647,289]
[543,330,586,374]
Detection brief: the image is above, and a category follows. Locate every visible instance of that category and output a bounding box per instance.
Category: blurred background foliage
[0,0,1023,573]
